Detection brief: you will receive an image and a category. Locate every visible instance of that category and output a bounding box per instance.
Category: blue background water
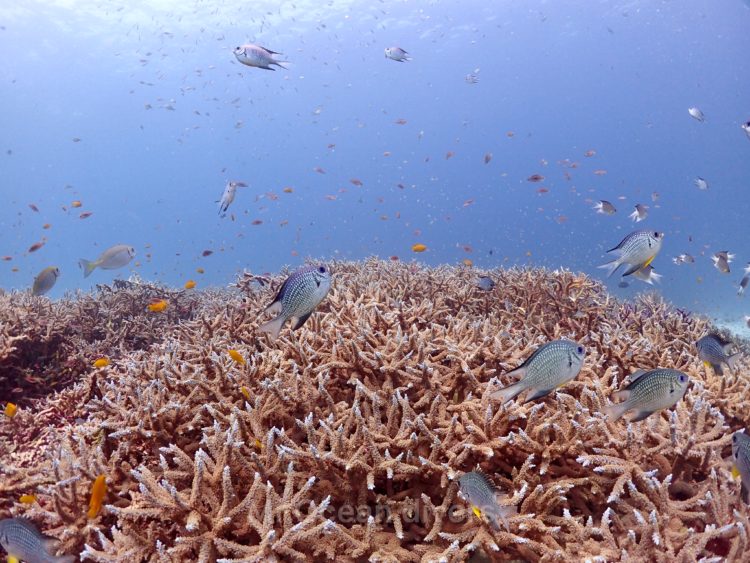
[1,0,748,328]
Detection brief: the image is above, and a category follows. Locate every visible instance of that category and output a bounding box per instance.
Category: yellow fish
[4,402,18,418]
[147,299,168,313]
[19,494,36,504]
[240,386,251,400]
[88,474,107,519]
[93,358,109,368]
[228,349,246,365]
[184,279,196,289]
[411,243,427,253]
[462,258,473,267]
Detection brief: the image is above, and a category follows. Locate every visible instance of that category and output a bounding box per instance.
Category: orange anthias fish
[93,358,110,368]
[411,243,427,253]
[71,200,83,208]
[88,474,107,519]
[184,280,196,289]
[147,299,168,313]
[4,402,18,418]
[228,349,246,365]
[19,494,36,504]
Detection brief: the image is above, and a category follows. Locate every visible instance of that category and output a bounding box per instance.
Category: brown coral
[1,260,749,561]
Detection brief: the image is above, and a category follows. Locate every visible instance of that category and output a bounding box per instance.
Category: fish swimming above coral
[216,180,248,217]
[32,266,60,296]
[593,200,616,215]
[475,275,495,291]
[732,431,750,503]
[258,264,332,341]
[696,333,741,375]
[598,230,663,279]
[79,244,135,278]
[457,471,515,531]
[490,339,585,404]
[384,46,410,62]
[739,264,750,295]
[0,517,75,563]
[233,44,287,70]
[605,368,689,422]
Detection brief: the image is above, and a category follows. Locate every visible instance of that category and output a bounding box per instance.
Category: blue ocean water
[1,0,748,328]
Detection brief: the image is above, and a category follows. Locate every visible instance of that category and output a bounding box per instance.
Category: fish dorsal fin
[472,469,498,492]
[625,369,647,389]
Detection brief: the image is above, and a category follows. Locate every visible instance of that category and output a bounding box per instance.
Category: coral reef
[2,259,750,561]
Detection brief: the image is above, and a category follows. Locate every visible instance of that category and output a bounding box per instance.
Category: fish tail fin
[597,258,621,278]
[603,398,631,421]
[490,379,526,404]
[79,258,96,278]
[273,61,289,70]
[258,315,285,341]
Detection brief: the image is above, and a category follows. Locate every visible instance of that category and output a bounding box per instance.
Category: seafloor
[1,259,748,562]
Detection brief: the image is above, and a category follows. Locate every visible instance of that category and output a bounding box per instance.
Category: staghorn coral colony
[1,260,750,562]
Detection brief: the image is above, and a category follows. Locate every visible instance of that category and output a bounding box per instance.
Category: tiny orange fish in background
[411,243,427,253]
[19,494,36,504]
[394,118,407,125]
[29,203,39,212]
[196,267,205,274]
[390,255,399,261]
[228,349,246,365]
[79,211,93,219]
[88,474,107,519]
[42,223,51,229]
[506,131,515,137]
[462,258,473,267]
[147,299,168,313]
[28,240,45,253]
[313,166,326,174]
[71,200,83,208]
[240,386,251,400]
[2,256,12,261]
[93,358,110,368]
[349,178,363,186]
[445,151,454,159]
[4,402,18,418]
[484,152,492,164]
[184,280,196,289]
[283,186,294,193]
[251,219,263,225]
[584,149,596,157]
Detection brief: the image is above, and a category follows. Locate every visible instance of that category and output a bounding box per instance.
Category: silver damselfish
[0,517,75,563]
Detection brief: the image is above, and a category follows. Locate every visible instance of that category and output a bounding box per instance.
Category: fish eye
[318,266,326,273]
[653,231,659,238]
[577,346,584,354]
[679,374,687,383]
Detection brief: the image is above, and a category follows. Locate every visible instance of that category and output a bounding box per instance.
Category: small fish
[28,240,45,253]
[457,471,515,531]
[483,152,492,164]
[739,264,750,296]
[42,223,51,229]
[233,44,287,70]
[217,180,248,217]
[0,518,75,563]
[240,386,251,401]
[349,178,363,186]
[93,358,109,368]
[688,107,705,122]
[584,149,596,157]
[394,118,408,125]
[71,200,82,208]
[593,169,608,176]
[202,250,214,257]
[228,349,246,365]
[491,340,585,403]
[630,264,662,285]
[79,244,135,278]
[605,368,689,422]
[599,230,664,278]
[384,46,410,62]
[696,333,741,375]
[259,265,331,341]
[651,191,660,202]
[475,276,495,291]
[732,431,750,503]
[673,253,695,265]
[712,251,733,274]
[628,203,649,222]
[196,267,205,274]
[742,121,750,140]
[527,174,544,182]
[411,243,427,253]
[465,72,479,84]
[694,177,709,191]
[4,402,17,418]
[88,475,107,519]
[462,259,473,267]
[28,203,39,212]
[32,266,60,296]
[184,280,196,290]
[147,299,168,313]
[79,211,93,219]
[19,495,36,504]
[593,200,616,215]
[283,187,294,193]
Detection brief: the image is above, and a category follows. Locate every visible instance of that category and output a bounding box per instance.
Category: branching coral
[2,260,749,561]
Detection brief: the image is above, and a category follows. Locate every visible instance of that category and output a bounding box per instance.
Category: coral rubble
[2,260,750,561]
